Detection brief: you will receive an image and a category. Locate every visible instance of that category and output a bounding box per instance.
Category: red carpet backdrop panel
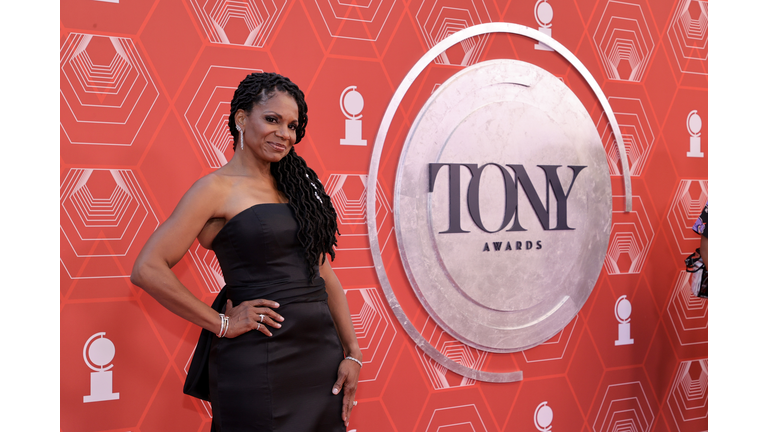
[60,0,707,430]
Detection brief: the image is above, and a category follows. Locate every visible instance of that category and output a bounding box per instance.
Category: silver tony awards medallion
[395,59,611,353]
[368,23,624,383]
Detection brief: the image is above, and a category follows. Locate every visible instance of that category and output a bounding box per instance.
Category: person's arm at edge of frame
[321,256,362,427]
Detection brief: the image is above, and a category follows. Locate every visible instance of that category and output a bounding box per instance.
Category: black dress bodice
[185,202,345,431]
[211,203,327,306]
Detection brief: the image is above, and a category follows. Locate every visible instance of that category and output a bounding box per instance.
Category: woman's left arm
[320,257,362,427]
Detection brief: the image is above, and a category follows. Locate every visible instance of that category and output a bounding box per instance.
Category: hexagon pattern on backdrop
[60,0,707,430]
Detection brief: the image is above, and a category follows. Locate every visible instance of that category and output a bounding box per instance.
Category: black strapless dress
[188,203,346,432]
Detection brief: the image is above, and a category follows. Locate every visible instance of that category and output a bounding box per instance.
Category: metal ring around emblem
[367,22,624,383]
[395,59,611,352]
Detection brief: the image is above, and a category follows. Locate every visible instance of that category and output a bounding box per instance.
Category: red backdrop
[60,0,708,430]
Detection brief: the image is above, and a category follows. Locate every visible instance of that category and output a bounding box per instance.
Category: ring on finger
[257,323,261,331]
[259,314,264,323]
[353,401,357,406]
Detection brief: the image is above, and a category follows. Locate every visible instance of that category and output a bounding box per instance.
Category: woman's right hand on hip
[223,299,283,337]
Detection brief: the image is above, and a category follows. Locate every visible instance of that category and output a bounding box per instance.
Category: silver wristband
[344,356,363,368]
[217,313,225,338]
[217,314,229,338]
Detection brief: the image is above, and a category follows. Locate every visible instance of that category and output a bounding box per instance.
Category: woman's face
[238,91,299,163]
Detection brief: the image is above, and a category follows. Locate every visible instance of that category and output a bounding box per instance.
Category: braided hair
[228,72,339,277]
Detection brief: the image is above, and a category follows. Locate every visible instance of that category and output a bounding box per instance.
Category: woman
[131,72,361,431]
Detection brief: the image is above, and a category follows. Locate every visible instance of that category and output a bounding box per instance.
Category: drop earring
[236,124,244,150]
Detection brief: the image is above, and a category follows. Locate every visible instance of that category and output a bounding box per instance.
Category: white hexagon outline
[327,175,366,225]
[344,287,397,382]
[415,0,492,66]
[62,171,142,243]
[312,0,397,41]
[188,0,287,47]
[604,195,654,275]
[425,404,489,432]
[60,168,159,279]
[592,1,655,82]
[60,33,160,146]
[61,168,158,257]
[593,382,655,432]
[666,270,707,346]
[666,359,708,431]
[326,174,391,230]
[598,96,655,177]
[326,174,393,270]
[666,179,707,255]
[666,0,708,75]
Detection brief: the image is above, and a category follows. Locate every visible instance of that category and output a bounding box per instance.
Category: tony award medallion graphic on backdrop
[614,296,634,346]
[686,110,704,157]
[534,0,554,51]
[340,86,367,146]
[535,401,554,432]
[83,332,120,403]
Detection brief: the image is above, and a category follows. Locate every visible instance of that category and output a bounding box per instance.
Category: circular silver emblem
[394,59,611,352]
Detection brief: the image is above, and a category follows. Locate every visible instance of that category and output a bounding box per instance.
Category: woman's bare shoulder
[187,171,247,249]
[190,170,231,195]
[173,171,231,216]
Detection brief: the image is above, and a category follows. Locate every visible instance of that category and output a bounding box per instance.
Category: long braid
[272,149,339,277]
[229,72,338,278]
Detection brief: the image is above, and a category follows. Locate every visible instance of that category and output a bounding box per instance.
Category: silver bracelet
[217,313,227,338]
[222,315,230,338]
[344,356,363,368]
